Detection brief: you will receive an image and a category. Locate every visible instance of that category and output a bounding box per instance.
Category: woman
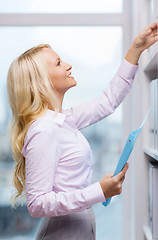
[7,22,158,239]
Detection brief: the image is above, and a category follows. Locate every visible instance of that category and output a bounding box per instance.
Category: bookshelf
[143,1,158,238]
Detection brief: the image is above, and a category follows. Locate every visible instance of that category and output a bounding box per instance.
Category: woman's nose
[66,63,72,71]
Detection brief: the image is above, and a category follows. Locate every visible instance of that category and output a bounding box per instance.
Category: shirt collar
[45,108,71,125]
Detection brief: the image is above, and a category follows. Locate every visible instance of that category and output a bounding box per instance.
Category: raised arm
[22,128,105,218]
[66,22,158,130]
[67,58,139,130]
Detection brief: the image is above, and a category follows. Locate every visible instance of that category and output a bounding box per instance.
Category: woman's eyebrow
[56,57,60,61]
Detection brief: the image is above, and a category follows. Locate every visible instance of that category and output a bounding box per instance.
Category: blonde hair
[7,44,60,208]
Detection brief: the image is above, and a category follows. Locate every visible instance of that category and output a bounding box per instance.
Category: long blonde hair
[7,44,60,208]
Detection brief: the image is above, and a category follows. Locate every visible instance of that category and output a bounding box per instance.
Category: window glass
[0,26,123,240]
[0,0,123,13]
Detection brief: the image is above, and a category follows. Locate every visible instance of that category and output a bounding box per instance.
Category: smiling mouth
[67,73,74,78]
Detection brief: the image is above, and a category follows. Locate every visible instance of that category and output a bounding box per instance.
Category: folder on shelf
[102,107,151,207]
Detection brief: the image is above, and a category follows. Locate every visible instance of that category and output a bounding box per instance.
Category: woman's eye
[57,61,61,66]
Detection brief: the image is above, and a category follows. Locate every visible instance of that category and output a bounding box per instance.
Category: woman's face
[41,48,77,95]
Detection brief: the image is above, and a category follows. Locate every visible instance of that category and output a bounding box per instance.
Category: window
[0,25,124,240]
[0,0,131,238]
[0,0,123,13]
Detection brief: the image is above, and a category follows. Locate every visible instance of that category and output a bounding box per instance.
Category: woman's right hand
[99,162,129,199]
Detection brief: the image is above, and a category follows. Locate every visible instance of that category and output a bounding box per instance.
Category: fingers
[120,175,125,184]
[114,163,129,182]
[150,22,158,29]
[148,22,158,30]
[145,22,158,34]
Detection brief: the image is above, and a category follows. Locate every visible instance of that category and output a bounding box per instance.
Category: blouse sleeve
[69,59,139,130]
[23,129,106,218]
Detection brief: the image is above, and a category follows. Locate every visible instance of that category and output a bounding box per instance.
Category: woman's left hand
[132,22,158,53]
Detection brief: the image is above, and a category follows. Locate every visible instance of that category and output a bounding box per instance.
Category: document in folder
[102,107,151,207]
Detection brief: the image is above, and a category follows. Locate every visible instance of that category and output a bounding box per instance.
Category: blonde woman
[7,22,158,240]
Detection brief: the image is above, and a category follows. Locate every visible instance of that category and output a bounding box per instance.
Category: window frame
[0,0,132,58]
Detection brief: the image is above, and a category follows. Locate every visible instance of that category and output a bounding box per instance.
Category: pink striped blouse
[22,58,139,217]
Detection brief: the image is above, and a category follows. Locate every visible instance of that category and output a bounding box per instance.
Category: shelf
[144,147,158,162]
[143,52,157,80]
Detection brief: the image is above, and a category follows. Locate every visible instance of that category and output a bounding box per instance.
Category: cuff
[117,58,139,80]
[82,182,106,206]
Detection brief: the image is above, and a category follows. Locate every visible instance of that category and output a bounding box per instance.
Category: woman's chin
[68,81,77,91]
[65,77,77,90]
[70,78,77,86]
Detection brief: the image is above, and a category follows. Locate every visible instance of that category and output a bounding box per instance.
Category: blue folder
[102,107,151,207]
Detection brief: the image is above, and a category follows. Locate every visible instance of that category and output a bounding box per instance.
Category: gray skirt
[36,207,96,240]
